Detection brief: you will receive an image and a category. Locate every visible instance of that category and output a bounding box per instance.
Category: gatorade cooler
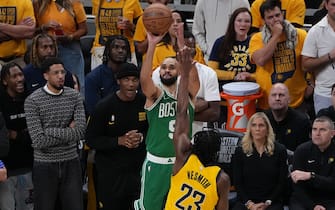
[221,82,262,132]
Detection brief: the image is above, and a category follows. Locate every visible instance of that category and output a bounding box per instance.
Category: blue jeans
[0,172,33,210]
[58,41,85,96]
[33,158,83,210]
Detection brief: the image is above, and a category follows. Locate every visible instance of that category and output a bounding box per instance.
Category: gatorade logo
[232,102,244,116]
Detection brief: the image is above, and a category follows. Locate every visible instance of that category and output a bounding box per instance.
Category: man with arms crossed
[24,57,86,210]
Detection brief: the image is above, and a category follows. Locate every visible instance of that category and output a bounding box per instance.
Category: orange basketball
[142,3,172,35]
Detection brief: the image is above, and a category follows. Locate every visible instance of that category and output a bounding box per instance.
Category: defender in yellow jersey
[164,44,230,210]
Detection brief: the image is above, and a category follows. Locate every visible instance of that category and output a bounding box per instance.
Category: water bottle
[0,160,4,168]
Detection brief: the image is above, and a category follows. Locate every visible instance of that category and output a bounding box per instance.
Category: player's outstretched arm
[172,46,193,175]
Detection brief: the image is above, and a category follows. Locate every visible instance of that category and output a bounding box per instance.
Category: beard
[160,75,177,86]
[110,55,127,64]
[51,83,64,91]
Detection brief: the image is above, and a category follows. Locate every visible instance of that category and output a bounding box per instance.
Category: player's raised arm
[140,32,165,101]
[172,46,193,175]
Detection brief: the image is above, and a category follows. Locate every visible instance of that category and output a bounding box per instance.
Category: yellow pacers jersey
[165,154,220,210]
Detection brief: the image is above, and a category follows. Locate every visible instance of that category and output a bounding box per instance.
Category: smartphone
[54,29,64,36]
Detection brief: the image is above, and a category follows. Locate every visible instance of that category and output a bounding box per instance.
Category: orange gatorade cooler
[221,82,262,132]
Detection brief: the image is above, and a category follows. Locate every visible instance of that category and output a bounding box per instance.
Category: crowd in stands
[0,0,335,209]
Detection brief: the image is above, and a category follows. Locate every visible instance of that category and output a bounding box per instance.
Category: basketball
[142,3,172,35]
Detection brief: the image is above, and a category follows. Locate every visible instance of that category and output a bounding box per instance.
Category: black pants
[33,158,83,210]
[96,169,141,210]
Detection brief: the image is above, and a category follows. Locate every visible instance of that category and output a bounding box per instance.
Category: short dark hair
[260,0,282,19]
[115,62,140,79]
[192,130,221,166]
[41,57,64,73]
[1,62,23,85]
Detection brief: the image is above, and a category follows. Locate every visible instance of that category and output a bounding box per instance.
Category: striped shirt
[24,86,86,162]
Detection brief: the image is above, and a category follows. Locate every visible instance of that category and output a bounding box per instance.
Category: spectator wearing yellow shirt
[90,0,143,68]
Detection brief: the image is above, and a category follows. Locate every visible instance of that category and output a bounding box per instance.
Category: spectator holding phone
[33,0,88,94]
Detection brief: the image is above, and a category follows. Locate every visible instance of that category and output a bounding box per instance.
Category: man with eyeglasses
[24,57,86,210]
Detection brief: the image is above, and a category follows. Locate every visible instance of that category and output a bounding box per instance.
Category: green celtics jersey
[145,88,194,157]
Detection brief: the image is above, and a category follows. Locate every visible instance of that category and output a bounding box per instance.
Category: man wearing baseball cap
[86,63,148,210]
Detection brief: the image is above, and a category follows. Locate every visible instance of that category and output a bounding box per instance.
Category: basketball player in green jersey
[164,41,230,210]
[134,28,199,210]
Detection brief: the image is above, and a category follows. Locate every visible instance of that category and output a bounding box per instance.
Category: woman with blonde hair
[233,112,288,210]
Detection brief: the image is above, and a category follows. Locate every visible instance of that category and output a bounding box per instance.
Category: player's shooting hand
[147,31,166,46]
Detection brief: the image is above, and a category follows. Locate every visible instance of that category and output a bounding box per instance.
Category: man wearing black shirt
[265,83,311,156]
[290,116,335,209]
[86,63,148,210]
[0,62,34,209]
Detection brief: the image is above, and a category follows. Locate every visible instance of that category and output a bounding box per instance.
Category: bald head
[268,83,290,111]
